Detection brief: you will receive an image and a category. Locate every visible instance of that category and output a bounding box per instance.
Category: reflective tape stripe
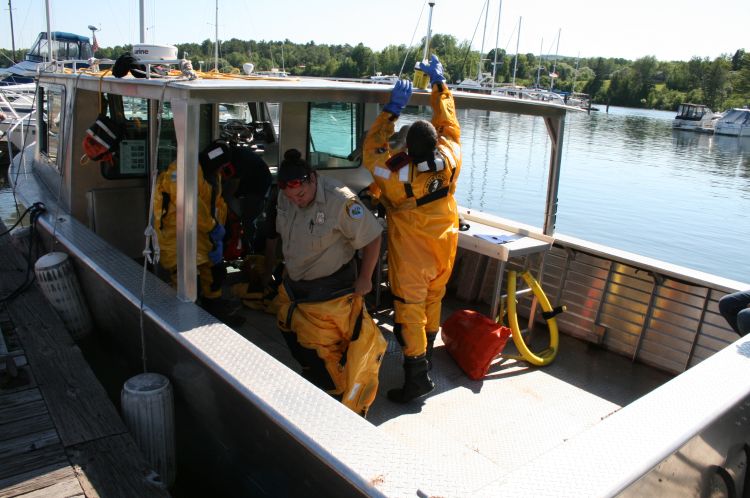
[374,166,391,178]
[416,156,445,172]
[399,166,409,182]
[95,119,117,140]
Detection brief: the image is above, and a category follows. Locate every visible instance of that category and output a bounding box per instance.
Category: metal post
[171,99,200,302]
[139,0,145,43]
[44,0,52,62]
[543,115,564,236]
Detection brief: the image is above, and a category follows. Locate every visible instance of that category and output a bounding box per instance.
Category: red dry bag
[441,310,511,380]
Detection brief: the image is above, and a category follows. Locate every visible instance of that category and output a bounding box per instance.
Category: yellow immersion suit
[153,161,228,299]
[276,289,386,416]
[363,83,462,357]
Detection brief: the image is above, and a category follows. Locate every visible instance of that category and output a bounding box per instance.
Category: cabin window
[307,102,362,169]
[98,95,177,179]
[38,84,65,170]
[216,101,278,165]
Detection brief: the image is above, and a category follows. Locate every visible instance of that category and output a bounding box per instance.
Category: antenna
[214,0,219,71]
[139,0,145,43]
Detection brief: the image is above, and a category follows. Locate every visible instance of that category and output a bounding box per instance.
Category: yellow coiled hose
[505,270,560,366]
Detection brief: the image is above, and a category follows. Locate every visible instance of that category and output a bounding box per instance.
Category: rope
[399,0,429,78]
[138,79,171,373]
[0,202,46,303]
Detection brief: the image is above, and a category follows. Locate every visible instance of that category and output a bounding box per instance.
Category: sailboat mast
[535,37,543,88]
[491,0,502,90]
[139,0,145,43]
[214,0,219,71]
[7,0,17,62]
[477,0,489,81]
[511,16,521,86]
[550,27,560,90]
[571,52,580,92]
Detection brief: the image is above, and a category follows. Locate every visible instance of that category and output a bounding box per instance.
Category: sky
[2,0,748,63]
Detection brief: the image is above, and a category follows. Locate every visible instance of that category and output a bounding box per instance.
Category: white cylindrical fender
[121,372,176,488]
[34,251,93,339]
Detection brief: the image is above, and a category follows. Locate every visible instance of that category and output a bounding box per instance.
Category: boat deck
[0,223,169,498]
[229,272,675,479]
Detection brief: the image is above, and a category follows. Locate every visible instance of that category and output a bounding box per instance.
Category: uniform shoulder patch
[347,200,365,220]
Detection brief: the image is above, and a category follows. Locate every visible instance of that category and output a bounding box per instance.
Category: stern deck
[230,280,674,479]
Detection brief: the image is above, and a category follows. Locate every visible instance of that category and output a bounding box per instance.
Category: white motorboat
[714,108,750,137]
[672,102,718,132]
[7,55,750,496]
[0,31,93,86]
[369,72,399,84]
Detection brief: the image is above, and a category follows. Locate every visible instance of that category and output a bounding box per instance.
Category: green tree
[702,56,731,109]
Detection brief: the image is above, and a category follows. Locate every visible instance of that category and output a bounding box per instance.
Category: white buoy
[121,373,176,488]
[242,62,255,75]
[34,251,93,339]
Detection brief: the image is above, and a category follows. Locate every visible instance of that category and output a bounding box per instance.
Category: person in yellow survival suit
[363,54,462,403]
[275,148,386,416]
[153,140,245,328]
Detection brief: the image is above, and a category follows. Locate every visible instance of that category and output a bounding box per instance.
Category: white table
[457,208,553,319]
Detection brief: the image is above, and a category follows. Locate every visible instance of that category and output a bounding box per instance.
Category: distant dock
[0,221,169,497]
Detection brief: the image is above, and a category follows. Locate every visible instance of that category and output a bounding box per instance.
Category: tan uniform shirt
[277,175,382,281]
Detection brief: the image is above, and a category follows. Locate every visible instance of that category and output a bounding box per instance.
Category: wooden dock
[0,220,169,498]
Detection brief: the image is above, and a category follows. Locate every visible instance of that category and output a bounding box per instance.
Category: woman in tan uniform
[275,149,385,416]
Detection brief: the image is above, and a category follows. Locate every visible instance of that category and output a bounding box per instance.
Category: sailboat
[455,0,497,93]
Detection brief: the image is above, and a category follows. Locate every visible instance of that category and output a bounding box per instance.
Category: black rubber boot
[425,331,438,370]
[387,354,435,403]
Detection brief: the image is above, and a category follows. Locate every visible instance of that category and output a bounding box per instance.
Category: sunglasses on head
[278,175,310,190]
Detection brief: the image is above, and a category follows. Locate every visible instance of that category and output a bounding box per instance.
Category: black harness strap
[416,187,449,206]
[402,151,457,208]
[338,309,365,368]
[282,278,355,329]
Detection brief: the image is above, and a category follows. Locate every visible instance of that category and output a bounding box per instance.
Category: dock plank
[0,465,80,498]
[67,434,170,498]
[0,230,127,446]
[0,413,54,443]
[1,221,170,497]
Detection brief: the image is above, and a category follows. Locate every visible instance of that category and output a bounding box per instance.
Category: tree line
[2,34,747,111]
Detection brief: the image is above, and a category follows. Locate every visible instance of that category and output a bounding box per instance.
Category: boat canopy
[25,31,92,62]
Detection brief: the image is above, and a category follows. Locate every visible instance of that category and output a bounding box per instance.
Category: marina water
[420,105,750,285]
[2,105,749,284]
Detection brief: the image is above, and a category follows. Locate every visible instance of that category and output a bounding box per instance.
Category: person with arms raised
[362,55,462,403]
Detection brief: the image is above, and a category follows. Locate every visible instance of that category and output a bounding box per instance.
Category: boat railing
[0,90,22,120]
[2,117,33,164]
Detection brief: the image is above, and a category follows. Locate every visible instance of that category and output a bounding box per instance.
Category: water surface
[3,104,749,284]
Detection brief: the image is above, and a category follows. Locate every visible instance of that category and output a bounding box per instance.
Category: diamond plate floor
[232,287,674,485]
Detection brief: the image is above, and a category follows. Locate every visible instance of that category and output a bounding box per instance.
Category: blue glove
[383,79,413,116]
[209,223,225,243]
[208,241,223,264]
[418,54,446,86]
